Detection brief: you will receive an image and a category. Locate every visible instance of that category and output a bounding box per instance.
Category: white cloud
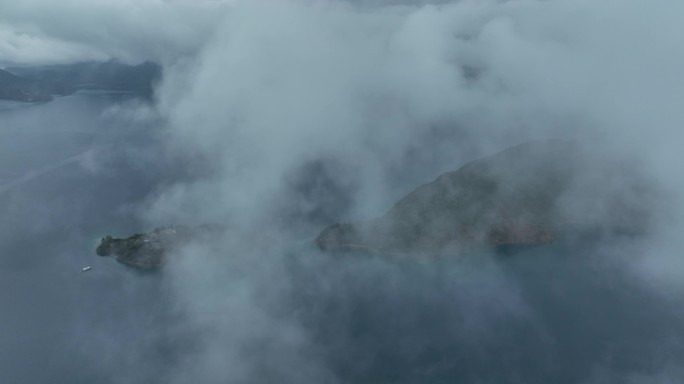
[5,1,684,382]
[144,0,684,231]
[142,3,684,378]
[0,0,230,65]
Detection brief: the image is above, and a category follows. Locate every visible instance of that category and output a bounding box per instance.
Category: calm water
[1,94,684,384]
[0,93,177,383]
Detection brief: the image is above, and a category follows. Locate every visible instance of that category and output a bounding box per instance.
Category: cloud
[0,0,230,66]
[4,0,684,383]
[0,24,108,67]
[146,0,684,233]
[135,0,684,382]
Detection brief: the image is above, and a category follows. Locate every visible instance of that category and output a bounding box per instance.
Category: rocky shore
[96,225,224,269]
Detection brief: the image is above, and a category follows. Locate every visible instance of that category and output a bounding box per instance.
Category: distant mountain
[0,60,161,102]
[315,140,653,254]
[0,69,54,102]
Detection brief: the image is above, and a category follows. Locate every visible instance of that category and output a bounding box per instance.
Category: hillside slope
[315,140,652,254]
[0,69,54,102]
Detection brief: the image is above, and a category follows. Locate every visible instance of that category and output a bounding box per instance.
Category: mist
[2,0,684,383]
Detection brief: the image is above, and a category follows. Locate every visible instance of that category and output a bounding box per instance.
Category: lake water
[2,94,684,383]
[0,93,177,383]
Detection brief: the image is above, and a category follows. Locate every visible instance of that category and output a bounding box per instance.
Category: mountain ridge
[0,60,161,102]
[314,140,651,254]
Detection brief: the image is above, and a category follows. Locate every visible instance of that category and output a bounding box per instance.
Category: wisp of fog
[1,1,684,383]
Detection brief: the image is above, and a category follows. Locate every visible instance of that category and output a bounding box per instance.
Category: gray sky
[0,0,230,66]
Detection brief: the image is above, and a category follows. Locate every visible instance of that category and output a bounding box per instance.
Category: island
[96,140,652,268]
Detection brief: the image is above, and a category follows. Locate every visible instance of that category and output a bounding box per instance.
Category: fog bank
[2,1,684,383]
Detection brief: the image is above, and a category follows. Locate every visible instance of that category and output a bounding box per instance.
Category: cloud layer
[0,0,230,66]
[148,0,684,233]
[141,1,684,383]
[3,1,684,383]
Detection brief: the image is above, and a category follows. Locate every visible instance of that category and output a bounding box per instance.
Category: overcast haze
[2,1,684,383]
